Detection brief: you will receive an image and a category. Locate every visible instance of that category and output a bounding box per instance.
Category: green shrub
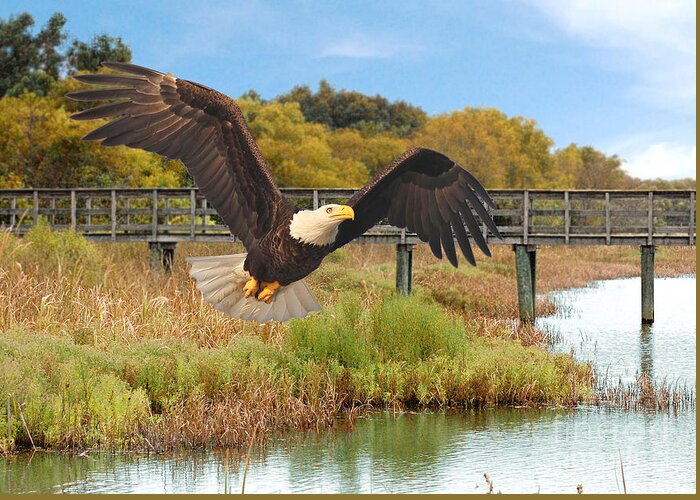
[15,220,108,284]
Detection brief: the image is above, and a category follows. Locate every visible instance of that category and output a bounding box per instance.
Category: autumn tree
[0,93,184,188]
[553,144,630,189]
[412,107,558,188]
[238,98,370,187]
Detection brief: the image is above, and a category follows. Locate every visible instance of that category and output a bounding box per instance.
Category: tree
[238,98,370,187]
[66,34,131,73]
[0,12,67,97]
[277,80,427,136]
[553,144,631,189]
[0,12,40,97]
[0,92,184,188]
[35,12,67,79]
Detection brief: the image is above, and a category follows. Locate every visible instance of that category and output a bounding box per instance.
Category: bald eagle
[68,62,502,322]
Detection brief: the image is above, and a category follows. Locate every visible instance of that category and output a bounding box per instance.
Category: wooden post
[86,197,92,229]
[564,191,570,244]
[647,191,654,245]
[50,197,56,227]
[149,242,176,273]
[151,189,158,240]
[32,190,38,226]
[190,189,196,241]
[641,245,654,324]
[110,190,117,241]
[523,190,529,245]
[604,192,611,244]
[640,323,654,379]
[70,190,77,230]
[10,197,16,228]
[396,243,413,295]
[689,191,695,245]
[514,244,537,322]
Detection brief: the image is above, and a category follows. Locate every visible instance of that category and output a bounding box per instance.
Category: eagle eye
[326,207,333,214]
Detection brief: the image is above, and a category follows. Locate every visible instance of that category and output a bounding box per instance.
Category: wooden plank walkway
[0,188,695,246]
[1,188,695,324]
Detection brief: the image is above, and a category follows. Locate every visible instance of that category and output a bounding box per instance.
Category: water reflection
[537,276,696,387]
[640,323,654,379]
[2,408,695,494]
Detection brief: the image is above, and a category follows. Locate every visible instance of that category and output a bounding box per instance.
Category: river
[1,276,695,494]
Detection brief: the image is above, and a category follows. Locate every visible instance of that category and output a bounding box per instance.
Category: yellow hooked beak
[330,205,355,221]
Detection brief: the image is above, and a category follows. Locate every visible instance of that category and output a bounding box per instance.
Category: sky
[3,0,696,180]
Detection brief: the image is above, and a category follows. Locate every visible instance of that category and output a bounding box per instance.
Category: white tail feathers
[186,253,322,323]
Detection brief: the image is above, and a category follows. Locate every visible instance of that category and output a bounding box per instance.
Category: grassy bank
[0,225,694,454]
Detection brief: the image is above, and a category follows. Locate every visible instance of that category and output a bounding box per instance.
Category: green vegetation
[1,10,695,190]
[0,226,615,454]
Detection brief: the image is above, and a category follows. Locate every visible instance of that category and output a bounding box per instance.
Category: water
[1,277,696,494]
[538,276,696,387]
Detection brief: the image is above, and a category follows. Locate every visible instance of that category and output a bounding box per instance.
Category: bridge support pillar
[641,245,655,324]
[149,242,176,273]
[514,244,537,322]
[396,243,414,295]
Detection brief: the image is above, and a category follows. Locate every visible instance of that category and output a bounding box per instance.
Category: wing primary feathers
[460,167,497,208]
[457,200,492,257]
[100,61,165,77]
[439,221,458,267]
[428,234,442,259]
[82,116,132,141]
[70,101,133,120]
[66,88,162,103]
[451,212,476,266]
[419,190,433,242]
[463,188,502,238]
[72,74,148,87]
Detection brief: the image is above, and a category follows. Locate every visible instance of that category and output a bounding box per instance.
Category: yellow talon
[242,277,259,298]
[257,281,281,304]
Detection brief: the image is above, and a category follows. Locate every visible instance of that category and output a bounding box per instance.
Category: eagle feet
[242,277,259,298]
[257,281,280,304]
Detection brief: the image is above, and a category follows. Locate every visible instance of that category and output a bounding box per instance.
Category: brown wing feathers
[334,147,502,266]
[67,61,287,250]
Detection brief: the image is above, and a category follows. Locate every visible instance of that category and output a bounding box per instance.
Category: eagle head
[289,204,355,246]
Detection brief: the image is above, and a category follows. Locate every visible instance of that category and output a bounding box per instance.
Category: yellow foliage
[412,107,561,189]
[239,99,370,187]
[0,92,185,188]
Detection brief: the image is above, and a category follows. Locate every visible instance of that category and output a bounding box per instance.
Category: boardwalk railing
[0,188,695,246]
[1,188,695,323]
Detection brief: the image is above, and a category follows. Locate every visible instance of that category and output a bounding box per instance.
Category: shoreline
[0,228,696,455]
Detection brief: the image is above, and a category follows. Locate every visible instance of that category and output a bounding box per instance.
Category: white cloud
[615,141,696,179]
[320,35,416,59]
[520,0,696,113]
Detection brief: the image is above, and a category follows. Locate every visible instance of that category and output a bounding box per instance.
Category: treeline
[0,11,694,191]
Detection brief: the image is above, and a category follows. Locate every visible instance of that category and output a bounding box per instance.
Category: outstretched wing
[334,147,502,266]
[67,61,290,250]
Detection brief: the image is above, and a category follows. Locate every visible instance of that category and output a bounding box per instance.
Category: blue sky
[4,0,696,179]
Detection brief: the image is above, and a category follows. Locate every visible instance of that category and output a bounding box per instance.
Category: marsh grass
[594,372,695,413]
[0,226,694,454]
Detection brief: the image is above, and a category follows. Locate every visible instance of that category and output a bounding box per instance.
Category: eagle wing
[334,147,502,266]
[67,61,290,250]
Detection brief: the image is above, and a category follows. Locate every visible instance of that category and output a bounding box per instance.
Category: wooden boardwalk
[1,188,696,323]
[0,188,695,245]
